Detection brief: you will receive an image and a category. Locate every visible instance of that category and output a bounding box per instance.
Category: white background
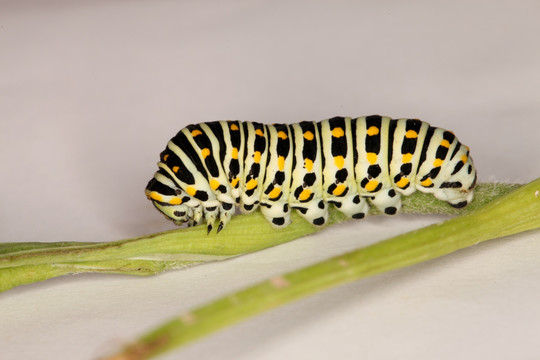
[1,1,540,359]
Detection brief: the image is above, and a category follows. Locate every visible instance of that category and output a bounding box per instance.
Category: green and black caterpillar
[145,116,477,233]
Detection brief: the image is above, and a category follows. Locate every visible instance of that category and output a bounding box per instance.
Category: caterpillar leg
[239,199,260,213]
[369,188,402,215]
[216,201,235,233]
[199,203,234,233]
[260,201,292,227]
[201,205,220,233]
[292,199,329,226]
[330,194,370,219]
[447,193,474,208]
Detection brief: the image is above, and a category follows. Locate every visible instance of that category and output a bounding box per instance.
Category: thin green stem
[0,182,519,293]
[104,178,540,360]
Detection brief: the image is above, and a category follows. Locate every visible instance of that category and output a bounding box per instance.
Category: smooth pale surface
[1,1,539,359]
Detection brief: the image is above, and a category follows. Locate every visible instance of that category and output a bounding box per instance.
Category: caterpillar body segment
[145,116,477,232]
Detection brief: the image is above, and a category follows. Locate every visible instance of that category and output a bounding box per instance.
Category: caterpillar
[145,116,477,233]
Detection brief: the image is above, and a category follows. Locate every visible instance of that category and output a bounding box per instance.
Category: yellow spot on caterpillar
[421,178,433,187]
[396,177,409,188]
[278,156,285,171]
[253,151,261,163]
[210,179,220,190]
[255,129,264,137]
[201,148,211,158]
[402,153,413,163]
[367,126,379,136]
[246,179,258,190]
[440,139,450,148]
[186,186,197,196]
[231,147,238,159]
[333,184,347,196]
[172,166,180,173]
[230,124,239,131]
[433,158,444,167]
[366,152,377,165]
[365,180,379,192]
[163,154,169,161]
[268,187,281,199]
[461,155,468,163]
[191,129,202,137]
[277,131,287,140]
[334,155,344,169]
[270,276,290,289]
[298,189,312,201]
[405,130,418,138]
[303,131,314,141]
[331,127,344,138]
[149,191,163,202]
[169,197,182,205]
[230,177,239,187]
[304,158,313,172]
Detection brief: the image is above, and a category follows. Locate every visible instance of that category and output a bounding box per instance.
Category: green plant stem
[0,183,520,292]
[0,183,519,293]
[105,178,540,360]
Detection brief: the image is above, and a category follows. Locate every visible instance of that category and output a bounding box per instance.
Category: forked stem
[0,183,522,293]
[103,178,540,359]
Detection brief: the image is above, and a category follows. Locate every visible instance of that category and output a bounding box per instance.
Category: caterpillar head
[153,201,192,225]
[145,178,194,226]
